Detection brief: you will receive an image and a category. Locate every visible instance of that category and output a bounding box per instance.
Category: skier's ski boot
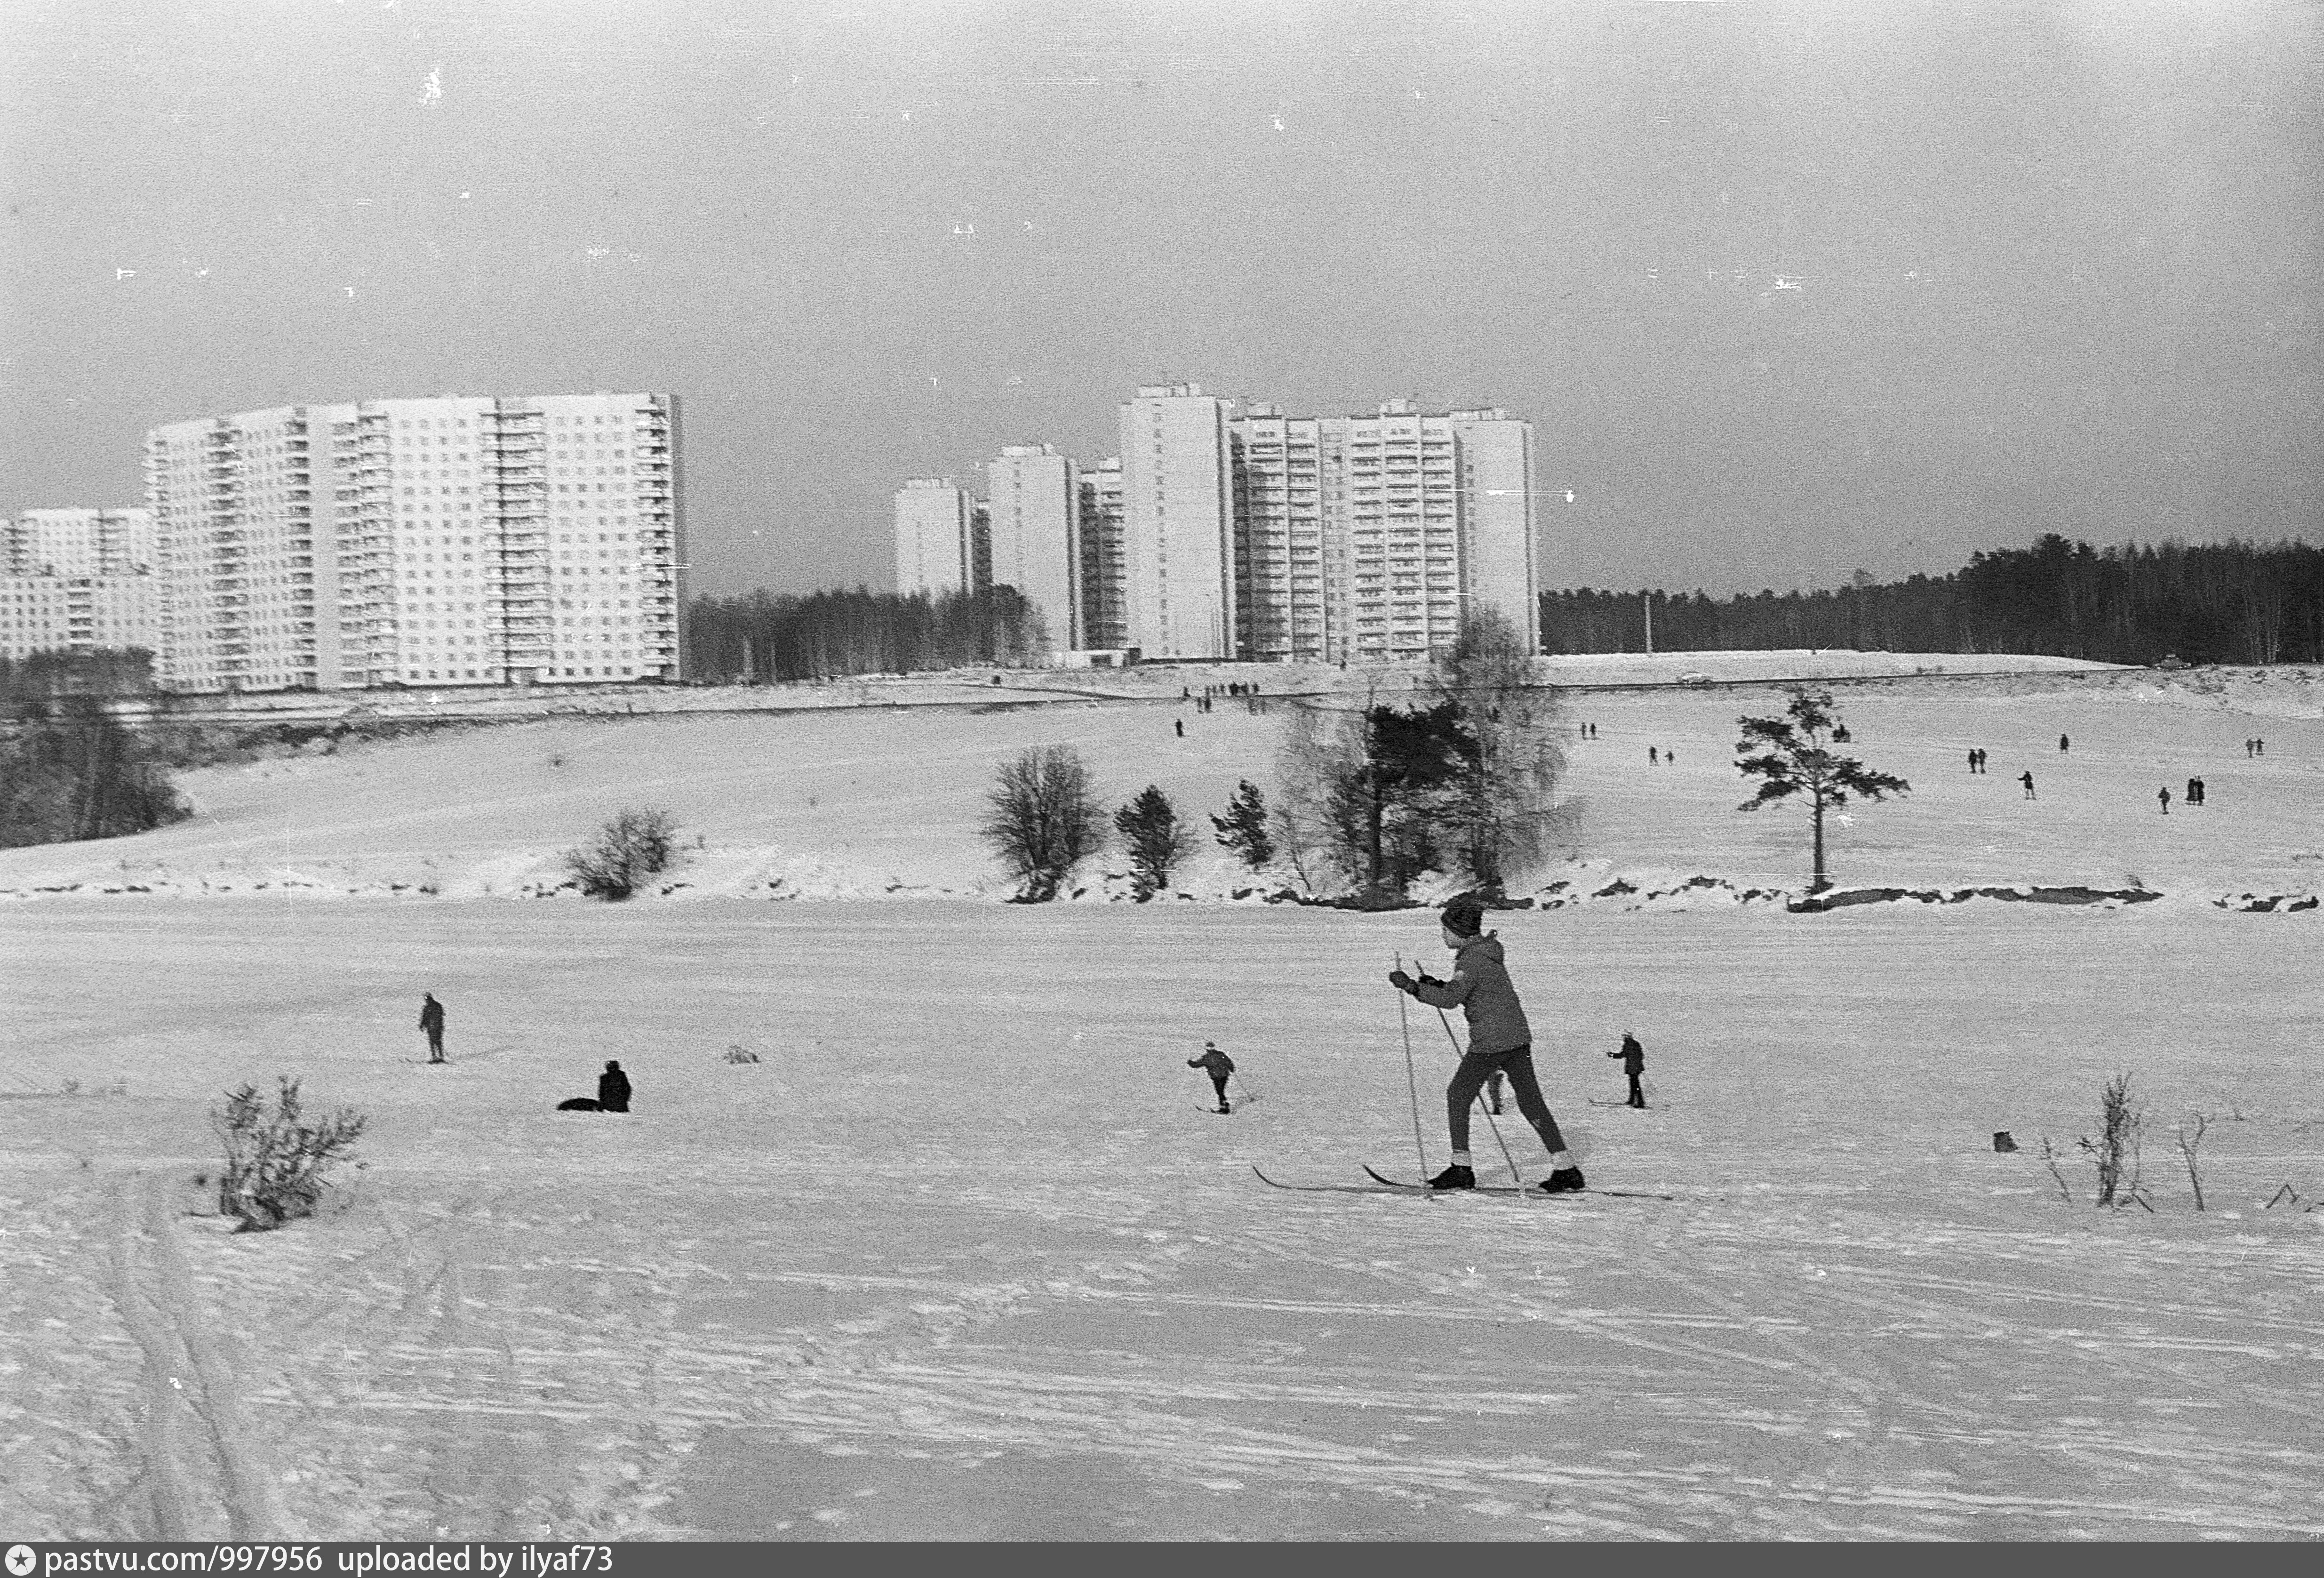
[1538,1168,1588,1194]
[1427,1164,1476,1191]
[1216,1105,1231,1115]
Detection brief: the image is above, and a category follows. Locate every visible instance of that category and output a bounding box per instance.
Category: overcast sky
[4,0,2318,600]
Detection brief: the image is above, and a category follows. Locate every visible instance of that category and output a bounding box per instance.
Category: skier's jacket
[1410,932,1532,1056]
[1611,1034,1645,1073]
[419,998,445,1033]
[1188,1048,1235,1077]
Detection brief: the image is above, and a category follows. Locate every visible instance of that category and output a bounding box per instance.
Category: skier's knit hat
[1440,896,1486,938]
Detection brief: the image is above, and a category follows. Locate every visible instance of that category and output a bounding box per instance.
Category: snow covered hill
[2,652,2319,1540]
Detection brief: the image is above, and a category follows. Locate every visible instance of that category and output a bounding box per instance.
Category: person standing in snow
[419,993,447,1064]
[2158,785,2171,815]
[2059,734,2070,753]
[2020,770,2037,800]
[598,1059,631,1113]
[1188,1041,1235,1113]
[1388,897,1585,1194]
[1609,1031,1646,1108]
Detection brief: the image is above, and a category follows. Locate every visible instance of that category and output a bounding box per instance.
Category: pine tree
[1209,779,1274,869]
[1114,785,1190,901]
[1734,688,1910,893]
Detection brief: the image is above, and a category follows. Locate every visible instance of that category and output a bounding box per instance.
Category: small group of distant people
[417,993,631,1113]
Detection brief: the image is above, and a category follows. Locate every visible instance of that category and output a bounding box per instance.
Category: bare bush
[212,1076,368,1232]
[565,807,680,900]
[2174,1113,2208,1211]
[2076,1073,2143,1207]
[979,745,1104,902]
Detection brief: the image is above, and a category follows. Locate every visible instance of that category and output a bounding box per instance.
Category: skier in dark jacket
[419,993,447,1064]
[1389,897,1585,1194]
[598,1060,631,1113]
[1609,1032,1646,1108]
[1188,1041,1235,1113]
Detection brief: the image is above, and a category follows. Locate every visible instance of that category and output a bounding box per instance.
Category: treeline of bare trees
[1542,537,2324,666]
[0,649,189,848]
[1,697,190,847]
[0,648,157,713]
[685,586,1050,682]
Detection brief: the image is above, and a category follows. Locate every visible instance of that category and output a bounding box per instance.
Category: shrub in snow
[2078,1072,2145,1208]
[1115,785,1191,901]
[979,745,1103,902]
[566,807,680,900]
[724,1044,762,1064]
[212,1076,367,1232]
[1210,779,1274,870]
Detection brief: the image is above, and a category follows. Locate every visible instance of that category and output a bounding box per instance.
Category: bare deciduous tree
[980,745,1104,902]
[566,807,680,900]
[1431,604,1573,890]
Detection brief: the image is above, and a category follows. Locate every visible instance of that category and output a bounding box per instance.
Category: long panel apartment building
[0,508,159,661]
[146,392,684,693]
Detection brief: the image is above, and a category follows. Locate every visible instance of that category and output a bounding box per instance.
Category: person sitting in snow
[558,1059,632,1113]
[1389,897,1585,1194]
[1188,1041,1235,1113]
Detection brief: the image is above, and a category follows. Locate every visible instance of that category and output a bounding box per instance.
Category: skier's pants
[1447,1047,1565,1155]
[1209,1073,1230,1107]
[1627,1070,1645,1108]
[426,1030,444,1061]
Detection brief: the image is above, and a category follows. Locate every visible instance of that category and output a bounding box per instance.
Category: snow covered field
[3,654,2321,1540]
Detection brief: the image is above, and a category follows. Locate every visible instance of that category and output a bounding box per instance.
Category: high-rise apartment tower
[145,392,684,693]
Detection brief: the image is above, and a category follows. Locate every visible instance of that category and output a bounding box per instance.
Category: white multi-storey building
[146,392,684,692]
[0,509,160,661]
[893,478,973,597]
[1075,458,1127,651]
[1119,384,1237,659]
[983,444,1079,650]
[1236,401,1537,664]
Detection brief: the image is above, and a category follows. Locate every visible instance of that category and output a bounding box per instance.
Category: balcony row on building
[0,509,160,664]
[895,385,1539,665]
[9,392,687,694]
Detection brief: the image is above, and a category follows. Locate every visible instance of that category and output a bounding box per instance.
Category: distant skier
[2158,785,2171,815]
[2021,770,2037,800]
[1609,1031,1646,1108]
[1966,749,1977,774]
[2186,776,2200,807]
[2192,776,2205,805]
[1174,718,1184,738]
[419,993,447,1064]
[1648,746,1658,765]
[598,1059,631,1113]
[2059,734,2070,753]
[1388,897,1585,1194]
[1188,1041,1235,1113]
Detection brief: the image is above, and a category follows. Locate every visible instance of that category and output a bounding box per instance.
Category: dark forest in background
[1541,537,2324,666]
[0,651,185,846]
[683,585,1050,682]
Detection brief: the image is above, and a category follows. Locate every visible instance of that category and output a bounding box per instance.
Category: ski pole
[1394,953,1427,1181]
[1436,1003,1525,1192]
